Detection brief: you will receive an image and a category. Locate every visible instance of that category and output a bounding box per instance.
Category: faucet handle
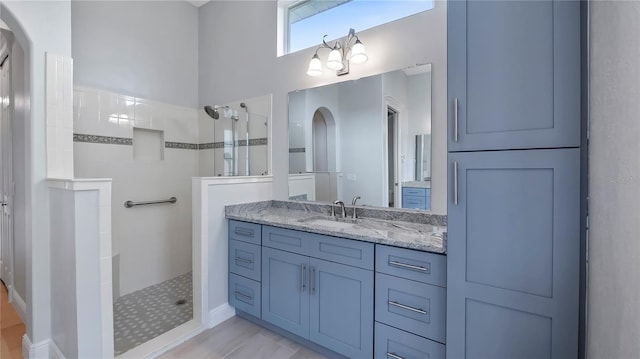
[351,195,361,205]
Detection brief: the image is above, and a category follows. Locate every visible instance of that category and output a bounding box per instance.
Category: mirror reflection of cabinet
[287,64,433,210]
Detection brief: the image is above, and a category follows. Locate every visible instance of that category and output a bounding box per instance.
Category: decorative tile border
[289,148,306,153]
[74,134,268,150]
[74,133,133,145]
[165,141,198,150]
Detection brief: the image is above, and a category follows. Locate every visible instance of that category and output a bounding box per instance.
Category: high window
[278,0,435,56]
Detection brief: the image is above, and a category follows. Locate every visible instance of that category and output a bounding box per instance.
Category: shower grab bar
[124,197,177,208]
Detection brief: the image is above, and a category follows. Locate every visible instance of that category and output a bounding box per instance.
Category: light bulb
[306,54,322,76]
[350,39,368,64]
[326,48,344,71]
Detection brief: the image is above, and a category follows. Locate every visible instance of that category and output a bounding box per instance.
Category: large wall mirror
[288,64,433,211]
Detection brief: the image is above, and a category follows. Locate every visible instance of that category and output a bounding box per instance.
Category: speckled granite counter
[225,200,447,254]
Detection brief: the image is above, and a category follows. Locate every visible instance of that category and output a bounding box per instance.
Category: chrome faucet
[351,195,361,219]
[334,200,346,218]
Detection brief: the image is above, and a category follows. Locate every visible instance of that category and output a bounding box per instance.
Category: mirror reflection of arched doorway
[310,108,337,202]
[312,110,328,172]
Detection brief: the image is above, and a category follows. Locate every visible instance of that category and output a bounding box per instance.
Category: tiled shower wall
[73,86,198,296]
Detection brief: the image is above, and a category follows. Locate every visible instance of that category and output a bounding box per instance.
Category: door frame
[384,96,404,208]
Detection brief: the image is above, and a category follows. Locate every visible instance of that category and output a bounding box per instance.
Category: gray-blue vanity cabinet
[229,273,261,318]
[447,149,580,358]
[229,220,262,245]
[229,240,261,282]
[402,187,431,211]
[375,322,445,359]
[309,257,374,358]
[261,246,310,338]
[260,227,374,358]
[376,244,446,287]
[447,0,580,152]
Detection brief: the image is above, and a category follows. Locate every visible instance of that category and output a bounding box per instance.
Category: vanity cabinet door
[448,0,580,152]
[309,258,373,358]
[447,149,580,358]
[261,247,310,339]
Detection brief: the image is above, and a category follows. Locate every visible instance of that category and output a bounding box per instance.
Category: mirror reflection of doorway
[312,110,328,172]
[387,107,398,207]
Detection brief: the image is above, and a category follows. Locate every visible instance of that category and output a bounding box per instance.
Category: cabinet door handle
[234,291,252,301]
[301,264,306,292]
[235,256,253,264]
[454,97,459,142]
[388,300,428,315]
[388,260,430,273]
[311,267,316,295]
[387,353,405,359]
[454,161,459,205]
[234,228,253,237]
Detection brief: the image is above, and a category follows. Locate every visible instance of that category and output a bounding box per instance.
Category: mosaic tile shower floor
[114,272,193,355]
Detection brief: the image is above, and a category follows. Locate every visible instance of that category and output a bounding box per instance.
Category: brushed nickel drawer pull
[234,291,252,301]
[235,257,253,264]
[389,260,429,273]
[234,228,254,237]
[388,300,428,315]
[301,264,306,292]
[387,352,405,359]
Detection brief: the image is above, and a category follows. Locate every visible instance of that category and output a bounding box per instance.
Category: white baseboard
[9,286,26,322]
[49,340,66,359]
[22,336,50,359]
[208,302,235,328]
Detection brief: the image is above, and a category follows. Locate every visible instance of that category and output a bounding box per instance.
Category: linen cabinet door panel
[261,247,310,339]
[448,0,580,151]
[447,149,580,358]
[309,258,373,359]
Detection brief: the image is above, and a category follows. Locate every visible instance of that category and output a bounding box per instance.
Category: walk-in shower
[202,103,268,176]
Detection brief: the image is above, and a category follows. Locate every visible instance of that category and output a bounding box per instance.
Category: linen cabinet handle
[311,267,316,295]
[388,300,428,315]
[454,98,459,142]
[454,161,459,205]
[301,264,306,292]
[387,353,405,359]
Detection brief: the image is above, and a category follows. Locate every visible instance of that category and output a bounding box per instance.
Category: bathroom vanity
[226,200,446,358]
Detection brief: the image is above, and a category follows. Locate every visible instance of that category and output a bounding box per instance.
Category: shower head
[203,105,219,119]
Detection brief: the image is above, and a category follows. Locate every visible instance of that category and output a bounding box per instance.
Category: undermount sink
[298,216,359,230]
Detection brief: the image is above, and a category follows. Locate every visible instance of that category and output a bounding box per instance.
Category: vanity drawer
[229,240,261,281]
[402,194,426,210]
[262,225,311,255]
[376,245,446,287]
[229,273,261,318]
[309,235,374,270]
[374,322,445,359]
[375,273,446,343]
[403,187,427,197]
[229,220,262,245]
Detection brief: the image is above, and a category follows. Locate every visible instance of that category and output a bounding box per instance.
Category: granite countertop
[402,181,431,189]
[225,200,447,254]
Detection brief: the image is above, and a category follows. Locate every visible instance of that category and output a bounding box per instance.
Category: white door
[0,53,13,287]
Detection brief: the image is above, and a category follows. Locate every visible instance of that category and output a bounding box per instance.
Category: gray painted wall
[198,0,448,215]
[71,1,199,108]
[589,2,640,358]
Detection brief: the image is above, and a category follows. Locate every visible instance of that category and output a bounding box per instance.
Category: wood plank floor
[0,282,25,359]
[160,316,329,359]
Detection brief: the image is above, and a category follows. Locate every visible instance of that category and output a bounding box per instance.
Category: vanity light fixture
[306,28,368,77]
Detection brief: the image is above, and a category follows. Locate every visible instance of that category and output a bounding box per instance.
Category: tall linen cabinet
[446,0,583,358]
